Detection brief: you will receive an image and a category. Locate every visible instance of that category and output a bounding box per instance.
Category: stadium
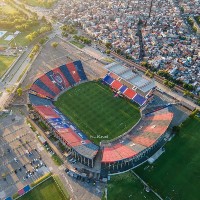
[28,60,174,178]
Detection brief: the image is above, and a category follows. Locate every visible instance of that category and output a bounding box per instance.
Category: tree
[172,126,181,134]
[106,49,111,54]
[115,48,121,54]
[105,42,112,49]
[51,42,58,48]
[62,32,68,37]
[17,88,23,96]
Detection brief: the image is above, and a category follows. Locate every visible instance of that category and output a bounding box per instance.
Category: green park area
[107,171,158,200]
[0,55,16,77]
[0,2,52,47]
[70,40,85,49]
[22,0,57,8]
[134,117,200,200]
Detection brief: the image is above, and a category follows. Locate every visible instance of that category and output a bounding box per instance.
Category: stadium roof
[105,62,155,93]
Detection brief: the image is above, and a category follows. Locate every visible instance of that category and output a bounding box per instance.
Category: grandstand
[100,108,173,176]
[29,60,99,168]
[28,60,173,175]
[105,62,156,95]
[103,74,147,106]
[30,60,87,99]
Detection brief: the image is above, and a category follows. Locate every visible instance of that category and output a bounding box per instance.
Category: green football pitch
[19,177,69,200]
[55,81,140,144]
[107,171,159,200]
[134,117,200,200]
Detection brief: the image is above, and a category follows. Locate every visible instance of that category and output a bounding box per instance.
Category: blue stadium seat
[29,94,53,106]
[34,79,56,97]
[23,185,31,193]
[59,65,76,85]
[119,85,127,93]
[103,75,114,85]
[5,197,12,200]
[133,94,146,106]
[73,60,87,81]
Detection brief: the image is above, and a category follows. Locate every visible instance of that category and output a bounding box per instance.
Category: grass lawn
[0,55,16,77]
[10,23,42,47]
[70,40,85,49]
[0,3,19,15]
[134,117,200,200]
[101,57,115,63]
[51,154,63,166]
[55,81,140,144]
[107,171,159,200]
[23,0,57,8]
[19,177,69,200]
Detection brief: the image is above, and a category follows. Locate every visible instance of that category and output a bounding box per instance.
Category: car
[65,168,69,173]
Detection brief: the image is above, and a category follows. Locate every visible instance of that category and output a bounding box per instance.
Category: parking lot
[0,112,49,199]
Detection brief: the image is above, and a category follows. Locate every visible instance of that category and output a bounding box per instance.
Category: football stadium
[28,60,174,177]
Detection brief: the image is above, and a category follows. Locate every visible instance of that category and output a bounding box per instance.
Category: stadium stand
[32,79,56,97]
[30,84,54,99]
[29,94,53,106]
[123,88,136,99]
[105,62,155,94]
[133,94,146,106]
[33,104,99,167]
[39,74,61,95]
[103,74,114,85]
[111,80,123,90]
[52,67,71,89]
[29,60,173,175]
[100,108,173,175]
[102,73,148,107]
[59,64,76,86]
[73,60,88,81]
[119,85,128,93]
[66,62,81,83]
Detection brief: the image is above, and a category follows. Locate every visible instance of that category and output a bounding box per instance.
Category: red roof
[146,113,173,121]
[111,80,123,90]
[102,147,122,163]
[114,143,137,159]
[142,125,168,135]
[109,72,119,79]
[131,136,155,147]
[59,129,81,147]
[123,88,136,99]
[34,106,59,119]
[102,144,136,163]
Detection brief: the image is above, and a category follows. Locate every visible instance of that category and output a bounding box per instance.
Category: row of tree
[73,35,91,45]
[187,17,198,33]
[60,25,77,34]
[21,0,56,8]
[26,25,52,42]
